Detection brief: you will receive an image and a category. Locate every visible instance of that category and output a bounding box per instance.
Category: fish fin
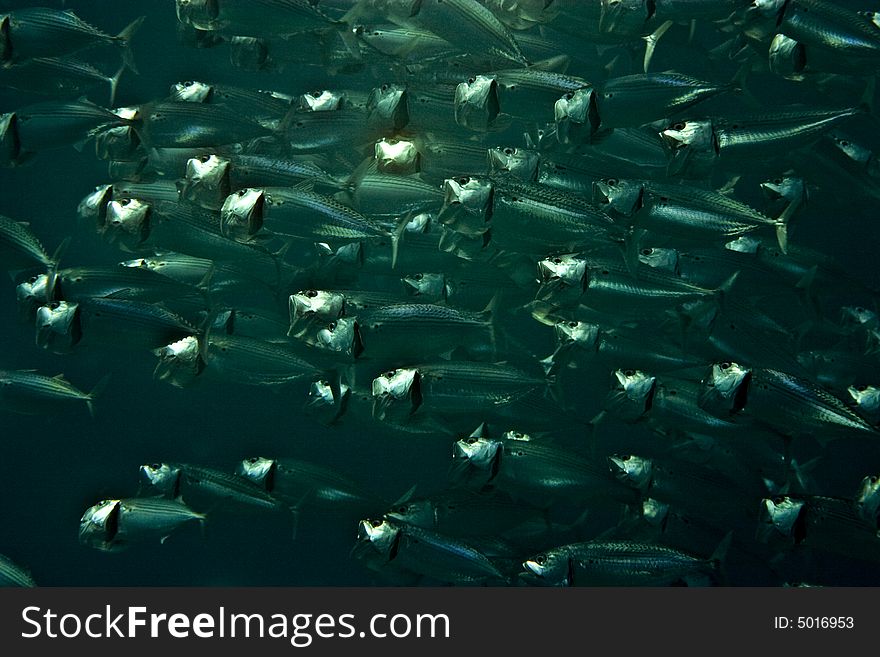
[774,215,789,254]
[108,61,126,107]
[623,227,646,277]
[526,55,570,73]
[86,374,111,418]
[390,484,417,507]
[716,175,741,197]
[708,531,733,585]
[390,211,412,269]
[642,20,673,73]
[116,16,146,76]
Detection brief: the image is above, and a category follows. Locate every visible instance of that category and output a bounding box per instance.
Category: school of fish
[1,0,880,587]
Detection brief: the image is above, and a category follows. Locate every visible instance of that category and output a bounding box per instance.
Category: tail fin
[108,62,126,107]
[708,530,733,585]
[642,20,673,73]
[86,373,111,418]
[116,16,146,76]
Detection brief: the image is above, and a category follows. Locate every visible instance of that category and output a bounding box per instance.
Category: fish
[78,497,205,552]
[0,369,108,417]
[0,554,35,587]
[0,214,56,271]
[522,534,730,586]
[0,9,143,70]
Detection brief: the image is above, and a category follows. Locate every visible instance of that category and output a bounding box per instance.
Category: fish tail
[116,16,146,76]
[86,373,111,418]
[642,20,672,73]
[707,531,733,585]
[108,61,126,107]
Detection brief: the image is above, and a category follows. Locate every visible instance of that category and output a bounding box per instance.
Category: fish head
[537,254,588,291]
[301,89,345,112]
[454,75,499,131]
[451,435,501,471]
[78,184,114,228]
[0,112,20,167]
[638,247,680,275]
[439,176,493,235]
[316,317,364,359]
[608,454,653,492]
[139,463,183,497]
[220,188,264,239]
[756,496,806,544]
[303,377,351,425]
[605,369,656,422]
[747,0,788,21]
[841,306,878,330]
[699,361,751,415]
[237,457,277,491]
[229,36,269,71]
[862,10,880,30]
[95,126,141,161]
[554,87,599,144]
[356,518,401,560]
[79,499,122,552]
[169,80,213,103]
[724,236,761,254]
[553,320,599,351]
[641,497,670,530]
[848,385,880,423]
[487,146,539,181]
[375,138,419,174]
[152,335,204,387]
[401,272,447,302]
[105,198,152,247]
[522,548,571,586]
[367,83,409,132]
[371,368,421,420]
[180,154,231,210]
[175,0,219,29]
[853,474,880,529]
[16,273,54,321]
[35,301,80,353]
[290,290,346,324]
[760,175,806,204]
[661,119,716,166]
[592,177,643,217]
[768,34,806,79]
[829,132,873,167]
[385,499,434,528]
[501,429,532,442]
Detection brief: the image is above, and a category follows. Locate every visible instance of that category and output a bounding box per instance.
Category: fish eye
[606,178,619,186]
[353,25,364,35]
[458,176,470,185]
[720,361,731,369]
[870,476,878,483]
[246,457,259,464]
[370,519,383,528]
[503,147,514,155]
[564,92,574,100]
[551,257,562,264]
[641,248,652,255]
[118,197,131,206]
[535,555,546,565]
[380,83,389,92]
[465,437,477,444]
[397,505,408,514]
[467,77,476,84]
[28,276,38,283]
[624,369,635,376]
[328,321,336,331]
[48,301,61,310]
[413,273,423,280]
[184,80,194,87]
[385,370,396,377]
[773,178,783,184]
[149,463,161,470]
[237,189,247,196]
[672,122,685,131]
[568,321,578,328]
[305,290,318,297]
[856,385,867,391]
[839,140,850,147]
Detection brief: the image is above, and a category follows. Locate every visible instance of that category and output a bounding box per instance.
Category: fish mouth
[522,560,543,576]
